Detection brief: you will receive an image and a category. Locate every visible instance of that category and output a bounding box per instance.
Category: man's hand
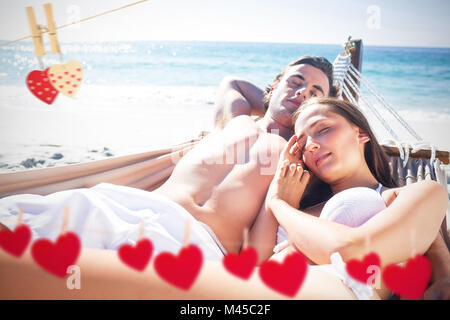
[213,77,265,129]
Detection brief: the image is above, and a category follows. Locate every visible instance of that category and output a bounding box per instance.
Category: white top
[274,183,386,252]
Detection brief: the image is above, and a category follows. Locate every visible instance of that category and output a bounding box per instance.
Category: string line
[0,0,149,48]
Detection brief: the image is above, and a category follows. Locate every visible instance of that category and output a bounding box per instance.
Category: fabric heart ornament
[382,254,432,300]
[26,68,59,104]
[0,224,31,257]
[223,246,258,280]
[118,238,153,272]
[47,60,83,98]
[346,252,381,284]
[31,232,81,278]
[258,251,308,297]
[154,244,203,290]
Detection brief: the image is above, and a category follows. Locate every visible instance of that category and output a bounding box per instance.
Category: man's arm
[213,76,266,129]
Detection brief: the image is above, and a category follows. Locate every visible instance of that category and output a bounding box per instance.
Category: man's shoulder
[222,115,260,137]
[225,115,258,129]
[222,115,287,152]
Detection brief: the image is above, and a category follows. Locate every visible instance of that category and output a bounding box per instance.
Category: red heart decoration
[26,69,58,104]
[382,254,432,300]
[154,244,203,290]
[258,251,308,297]
[0,224,31,257]
[31,232,81,278]
[118,238,153,272]
[223,246,258,280]
[346,252,381,284]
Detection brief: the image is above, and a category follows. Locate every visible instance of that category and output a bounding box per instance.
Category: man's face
[267,64,330,129]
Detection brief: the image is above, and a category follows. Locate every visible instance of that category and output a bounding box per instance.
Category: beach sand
[0,85,216,172]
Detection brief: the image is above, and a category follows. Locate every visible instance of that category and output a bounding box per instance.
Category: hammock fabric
[0,138,200,198]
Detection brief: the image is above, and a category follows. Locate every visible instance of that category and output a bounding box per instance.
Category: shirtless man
[0,56,334,256]
[154,56,335,254]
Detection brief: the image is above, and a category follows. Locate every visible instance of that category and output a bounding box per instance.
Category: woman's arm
[344,180,447,266]
[270,180,448,267]
[423,232,450,299]
[248,199,279,265]
[270,198,355,264]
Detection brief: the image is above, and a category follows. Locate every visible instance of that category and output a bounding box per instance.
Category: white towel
[0,183,224,260]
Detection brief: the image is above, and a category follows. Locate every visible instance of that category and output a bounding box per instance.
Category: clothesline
[0,0,149,48]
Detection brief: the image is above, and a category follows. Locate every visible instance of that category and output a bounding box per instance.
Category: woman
[248,97,448,299]
[0,98,447,299]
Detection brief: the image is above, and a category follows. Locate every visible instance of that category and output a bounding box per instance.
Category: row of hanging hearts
[0,223,431,300]
[26,60,83,104]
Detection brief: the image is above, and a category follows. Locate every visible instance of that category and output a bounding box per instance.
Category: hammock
[0,38,448,248]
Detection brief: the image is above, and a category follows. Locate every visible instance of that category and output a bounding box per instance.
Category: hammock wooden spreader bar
[383,146,449,165]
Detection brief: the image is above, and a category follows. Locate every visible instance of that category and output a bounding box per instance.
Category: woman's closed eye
[318,127,330,134]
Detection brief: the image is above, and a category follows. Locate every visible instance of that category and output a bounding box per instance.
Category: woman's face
[294,104,368,184]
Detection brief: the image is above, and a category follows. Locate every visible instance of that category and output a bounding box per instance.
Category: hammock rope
[332,50,442,167]
[347,64,423,141]
[341,61,402,142]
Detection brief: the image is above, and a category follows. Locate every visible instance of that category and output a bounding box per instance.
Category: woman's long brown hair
[292,97,398,209]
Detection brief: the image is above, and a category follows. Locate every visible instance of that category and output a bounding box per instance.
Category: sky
[0,0,449,47]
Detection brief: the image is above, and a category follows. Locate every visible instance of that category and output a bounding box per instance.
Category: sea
[1,40,449,110]
[0,40,449,172]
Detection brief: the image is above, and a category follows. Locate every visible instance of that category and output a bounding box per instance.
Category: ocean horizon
[1,40,449,111]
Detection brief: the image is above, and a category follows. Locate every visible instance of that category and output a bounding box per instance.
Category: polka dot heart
[48,60,83,98]
[26,68,58,105]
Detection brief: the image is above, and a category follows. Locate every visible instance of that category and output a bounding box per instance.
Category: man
[154,56,335,254]
[213,56,337,136]
[0,57,335,259]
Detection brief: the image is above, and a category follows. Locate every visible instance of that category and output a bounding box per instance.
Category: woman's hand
[267,135,311,209]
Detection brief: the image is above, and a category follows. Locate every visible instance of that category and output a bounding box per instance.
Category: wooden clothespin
[61,206,70,234]
[183,218,191,248]
[17,207,24,226]
[138,219,145,240]
[242,228,249,250]
[43,3,63,63]
[26,6,45,70]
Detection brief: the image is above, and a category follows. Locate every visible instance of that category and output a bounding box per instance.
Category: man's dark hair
[263,56,338,111]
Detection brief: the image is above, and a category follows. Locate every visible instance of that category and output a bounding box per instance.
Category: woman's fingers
[289,139,300,155]
[289,163,297,177]
[281,160,289,177]
[282,135,297,157]
[300,169,310,184]
[276,159,290,179]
